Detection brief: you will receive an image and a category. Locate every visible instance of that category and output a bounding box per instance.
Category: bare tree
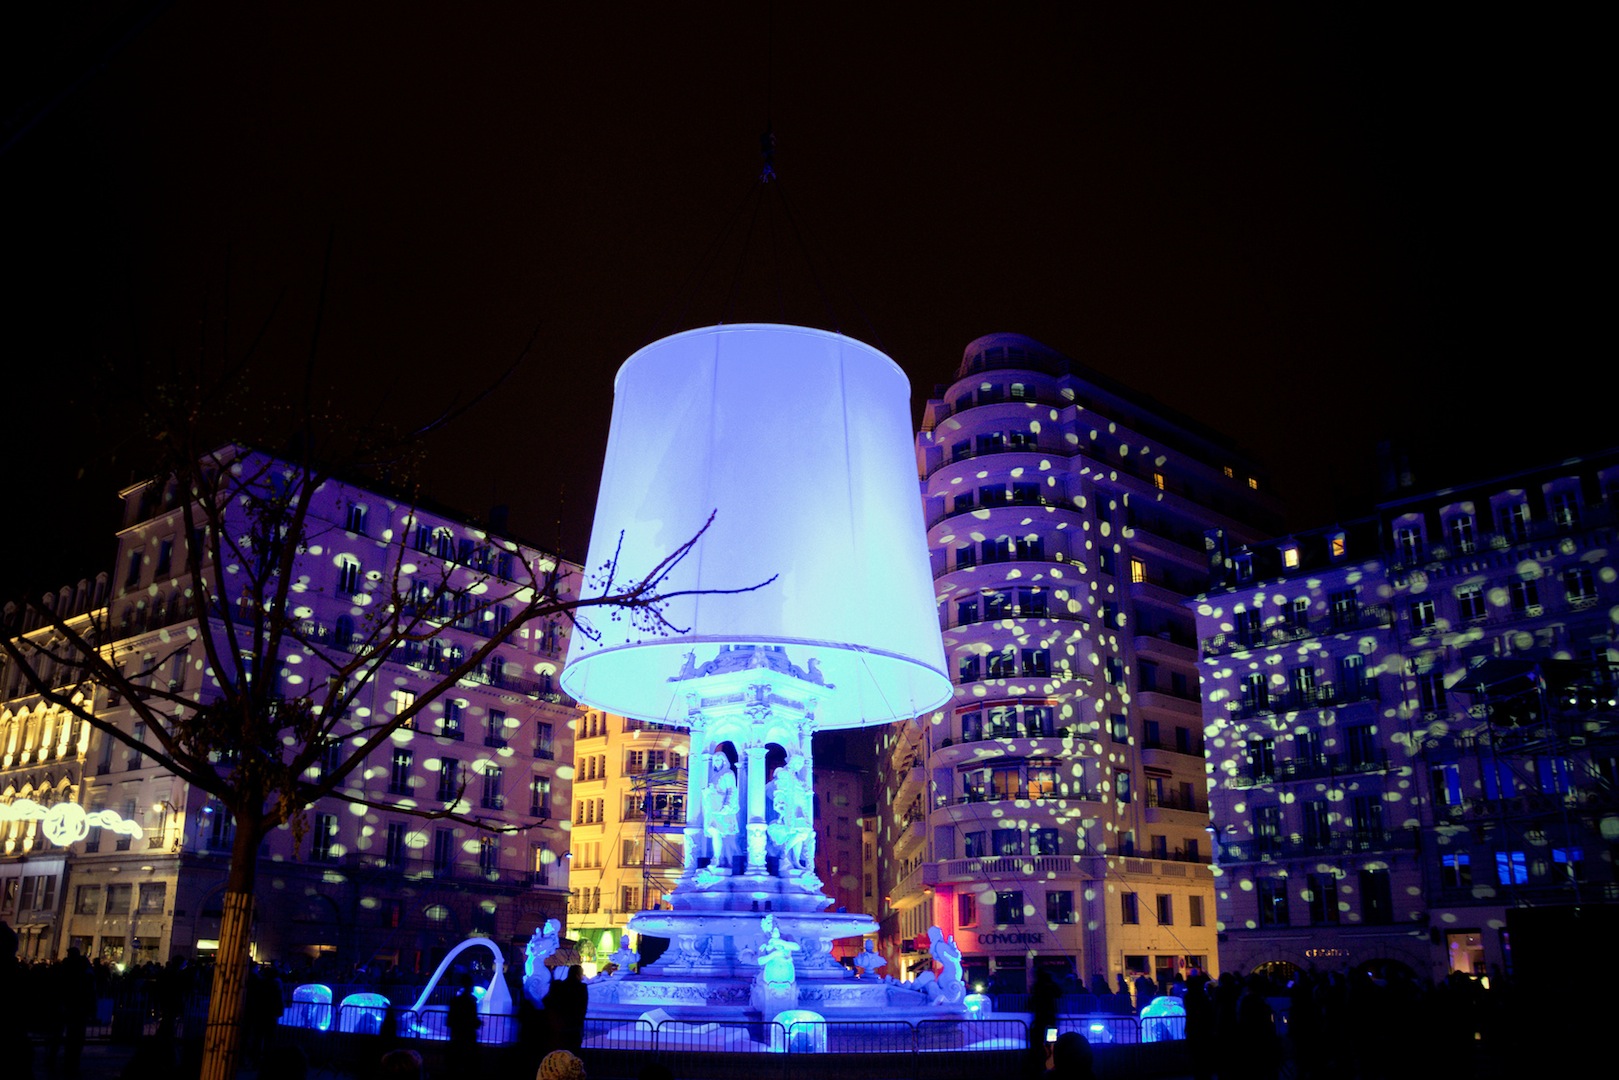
[0,419,761,1079]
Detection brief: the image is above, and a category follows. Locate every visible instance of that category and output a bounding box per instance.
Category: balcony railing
[1202,606,1394,656]
[1217,828,1410,863]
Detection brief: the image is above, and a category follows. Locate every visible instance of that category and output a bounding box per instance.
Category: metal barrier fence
[577,1017,1032,1080]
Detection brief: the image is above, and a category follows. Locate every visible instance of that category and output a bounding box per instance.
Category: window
[1330,589,1356,626]
[1441,853,1471,888]
[1189,894,1206,926]
[1130,557,1147,584]
[75,885,103,916]
[1431,764,1462,807]
[1121,892,1139,924]
[482,766,505,810]
[105,883,132,915]
[1115,768,1132,803]
[958,892,978,927]
[437,759,461,802]
[1495,851,1527,885]
[994,891,1025,925]
[1257,878,1289,927]
[1449,514,1476,554]
[1410,598,1436,632]
[1282,545,1300,569]
[958,655,981,684]
[1457,584,1486,622]
[479,837,499,876]
[1249,737,1275,780]
[1047,891,1075,924]
[1565,567,1597,605]
[1155,894,1173,925]
[993,828,1023,856]
[1360,868,1393,923]
[346,504,368,535]
[1329,532,1346,559]
[124,548,143,588]
[389,748,412,795]
[337,557,362,595]
[485,709,508,748]
[386,822,408,867]
[441,699,464,739]
[1509,576,1540,616]
[433,829,454,875]
[535,722,554,760]
[1110,713,1129,742]
[138,882,167,915]
[1021,648,1051,677]
[530,776,551,816]
[1031,827,1062,856]
[1547,490,1579,529]
[312,813,338,861]
[155,539,174,576]
[1498,502,1530,543]
[1394,525,1422,564]
[1345,726,1377,768]
[963,831,987,858]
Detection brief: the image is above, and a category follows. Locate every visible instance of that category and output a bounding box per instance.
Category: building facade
[565,708,688,969]
[1191,450,1619,980]
[0,579,108,960]
[876,333,1281,991]
[3,449,578,971]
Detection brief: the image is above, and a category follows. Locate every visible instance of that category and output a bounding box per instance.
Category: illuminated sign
[975,932,1045,946]
[0,799,144,847]
[1303,948,1348,959]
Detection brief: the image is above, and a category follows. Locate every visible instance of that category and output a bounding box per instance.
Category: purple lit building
[1192,449,1619,979]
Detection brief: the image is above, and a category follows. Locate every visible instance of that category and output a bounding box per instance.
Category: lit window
[1130,557,1146,584]
[1330,533,1346,559]
[1282,546,1299,569]
[1152,471,1165,490]
[1222,466,1234,478]
[1248,477,1259,490]
[1121,892,1139,924]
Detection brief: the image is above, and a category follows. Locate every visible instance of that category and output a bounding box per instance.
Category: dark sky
[2,3,1606,601]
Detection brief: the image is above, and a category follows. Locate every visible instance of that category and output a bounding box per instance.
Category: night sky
[2,3,1606,602]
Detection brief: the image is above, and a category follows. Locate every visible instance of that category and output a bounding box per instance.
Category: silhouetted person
[537,1048,587,1080]
[447,980,482,1057]
[1184,972,1216,1080]
[378,1048,424,1080]
[257,1044,308,1080]
[544,965,588,1053]
[1233,973,1280,1080]
[1047,1031,1096,1080]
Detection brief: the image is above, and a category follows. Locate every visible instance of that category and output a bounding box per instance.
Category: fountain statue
[559,325,954,1021]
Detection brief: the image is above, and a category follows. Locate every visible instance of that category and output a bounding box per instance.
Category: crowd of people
[0,916,1557,1080]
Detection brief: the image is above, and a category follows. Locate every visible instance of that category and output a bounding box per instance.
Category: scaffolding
[629,764,687,910]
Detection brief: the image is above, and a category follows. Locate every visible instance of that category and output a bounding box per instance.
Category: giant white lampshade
[561,324,950,731]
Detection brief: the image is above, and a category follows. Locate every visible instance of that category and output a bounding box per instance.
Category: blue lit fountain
[561,325,955,1022]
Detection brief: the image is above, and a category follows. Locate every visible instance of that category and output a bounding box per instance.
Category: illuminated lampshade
[562,324,950,730]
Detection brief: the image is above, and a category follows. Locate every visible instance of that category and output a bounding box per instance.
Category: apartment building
[1191,449,1619,979]
[2,448,576,970]
[876,333,1281,990]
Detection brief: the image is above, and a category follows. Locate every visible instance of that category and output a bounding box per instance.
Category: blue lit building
[1192,449,1619,979]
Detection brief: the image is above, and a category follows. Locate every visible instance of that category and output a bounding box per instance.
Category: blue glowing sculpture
[560,326,952,1023]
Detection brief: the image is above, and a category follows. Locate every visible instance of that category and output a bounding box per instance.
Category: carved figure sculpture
[523,919,563,1005]
[853,939,888,980]
[767,754,813,873]
[701,751,739,867]
[923,926,966,1005]
[751,914,801,1016]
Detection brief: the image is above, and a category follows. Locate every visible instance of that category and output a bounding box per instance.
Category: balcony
[954,786,1103,807]
[1217,828,1411,863]
[927,854,1088,884]
[1202,606,1394,656]
[1145,789,1208,816]
[893,819,926,859]
[1226,752,1389,789]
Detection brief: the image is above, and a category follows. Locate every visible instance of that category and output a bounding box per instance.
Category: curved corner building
[875,333,1281,993]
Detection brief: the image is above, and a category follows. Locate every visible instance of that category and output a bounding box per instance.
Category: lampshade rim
[562,634,952,725]
[617,323,909,392]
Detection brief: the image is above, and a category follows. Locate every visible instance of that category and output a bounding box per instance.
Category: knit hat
[537,1049,586,1080]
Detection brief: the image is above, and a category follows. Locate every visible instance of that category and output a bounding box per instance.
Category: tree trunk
[199,819,262,1080]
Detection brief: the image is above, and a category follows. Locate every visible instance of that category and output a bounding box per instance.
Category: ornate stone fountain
[559,325,954,1021]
